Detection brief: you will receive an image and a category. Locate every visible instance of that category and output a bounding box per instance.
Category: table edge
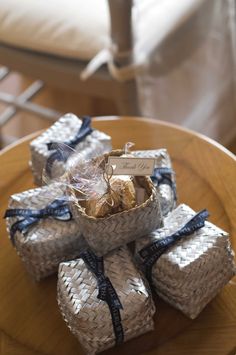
[1,116,235,161]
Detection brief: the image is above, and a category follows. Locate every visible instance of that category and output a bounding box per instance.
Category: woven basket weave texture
[58,247,155,354]
[72,151,163,256]
[135,204,236,319]
[132,149,176,216]
[5,183,85,281]
[30,113,112,185]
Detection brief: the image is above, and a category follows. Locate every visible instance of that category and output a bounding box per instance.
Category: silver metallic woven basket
[57,247,155,354]
[30,113,112,185]
[132,149,176,216]
[135,204,236,319]
[71,151,163,256]
[5,183,86,281]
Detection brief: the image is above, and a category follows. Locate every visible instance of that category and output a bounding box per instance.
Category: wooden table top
[0,116,236,355]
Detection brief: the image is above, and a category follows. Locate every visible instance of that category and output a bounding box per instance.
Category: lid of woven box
[30,113,111,159]
[6,183,79,244]
[135,204,231,281]
[58,247,155,334]
[132,149,176,215]
[132,149,171,166]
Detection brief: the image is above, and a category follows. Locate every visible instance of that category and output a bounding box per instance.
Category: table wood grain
[0,116,236,355]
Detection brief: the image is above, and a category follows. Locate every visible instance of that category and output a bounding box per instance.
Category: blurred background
[0,0,235,153]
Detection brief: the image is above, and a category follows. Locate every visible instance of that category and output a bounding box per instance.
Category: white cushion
[0,0,110,60]
[0,0,205,61]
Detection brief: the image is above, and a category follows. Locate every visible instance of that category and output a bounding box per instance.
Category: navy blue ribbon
[4,198,72,245]
[46,116,93,176]
[151,167,177,201]
[139,209,209,282]
[80,250,124,345]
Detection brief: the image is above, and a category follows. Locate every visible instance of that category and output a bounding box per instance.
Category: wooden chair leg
[115,79,140,116]
[108,1,140,116]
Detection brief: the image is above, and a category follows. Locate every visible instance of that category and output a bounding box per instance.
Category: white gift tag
[108,157,155,176]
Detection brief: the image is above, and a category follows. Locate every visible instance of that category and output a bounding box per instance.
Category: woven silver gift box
[135,204,236,319]
[71,150,163,256]
[4,183,85,281]
[30,113,112,185]
[132,149,176,216]
[58,247,155,354]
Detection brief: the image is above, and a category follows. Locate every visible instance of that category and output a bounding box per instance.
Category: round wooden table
[0,116,236,355]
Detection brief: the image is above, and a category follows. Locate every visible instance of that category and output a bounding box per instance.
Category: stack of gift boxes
[4,114,236,354]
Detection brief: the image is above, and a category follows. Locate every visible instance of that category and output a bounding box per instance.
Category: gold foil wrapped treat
[4,183,86,281]
[110,175,136,211]
[71,150,163,256]
[132,149,176,215]
[30,113,112,185]
[135,204,236,319]
[85,188,120,218]
[85,175,136,217]
[57,247,155,354]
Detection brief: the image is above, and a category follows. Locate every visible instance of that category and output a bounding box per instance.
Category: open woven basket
[70,150,163,256]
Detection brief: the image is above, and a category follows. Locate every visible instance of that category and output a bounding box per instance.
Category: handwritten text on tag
[107,157,155,176]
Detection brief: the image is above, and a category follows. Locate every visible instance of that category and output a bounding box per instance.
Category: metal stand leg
[0,67,9,80]
[0,67,61,148]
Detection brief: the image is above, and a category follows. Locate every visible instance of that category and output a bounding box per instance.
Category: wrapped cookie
[70,150,163,256]
[85,175,136,217]
[30,114,112,185]
[132,149,176,216]
[4,183,85,281]
[135,204,236,319]
[58,247,155,354]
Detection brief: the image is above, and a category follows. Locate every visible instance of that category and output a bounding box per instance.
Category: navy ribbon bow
[80,250,124,345]
[46,116,93,176]
[4,198,72,245]
[151,167,177,201]
[139,209,209,282]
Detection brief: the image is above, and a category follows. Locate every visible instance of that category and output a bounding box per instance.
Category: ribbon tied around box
[139,209,209,282]
[4,198,72,245]
[151,167,177,201]
[46,116,93,176]
[80,250,124,345]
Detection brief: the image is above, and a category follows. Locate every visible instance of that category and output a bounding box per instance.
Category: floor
[0,70,117,146]
[0,69,236,155]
